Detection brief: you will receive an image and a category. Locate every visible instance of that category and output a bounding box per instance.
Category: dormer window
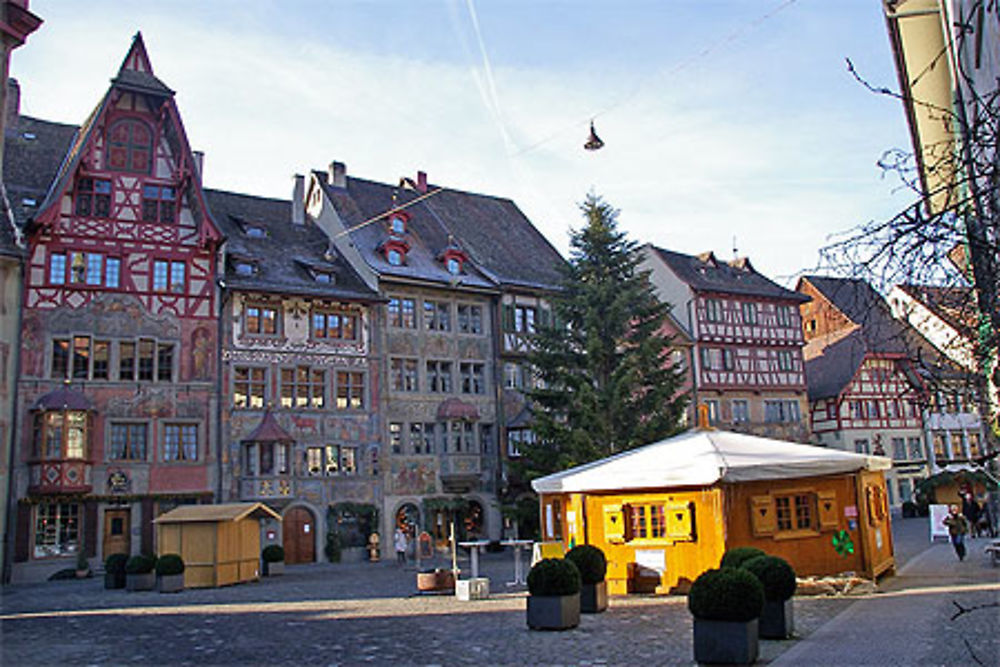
[390,216,406,235]
[438,240,468,276]
[388,249,403,266]
[246,226,266,239]
[446,258,461,275]
[314,270,333,283]
[235,262,255,276]
[380,238,410,267]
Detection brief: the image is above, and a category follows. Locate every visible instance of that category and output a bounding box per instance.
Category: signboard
[929,504,950,541]
[844,505,858,518]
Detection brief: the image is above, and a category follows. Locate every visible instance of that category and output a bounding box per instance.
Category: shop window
[33,502,80,558]
[106,118,152,173]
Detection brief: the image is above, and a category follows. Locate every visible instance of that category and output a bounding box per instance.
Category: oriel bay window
[34,502,80,558]
[33,411,89,460]
[280,366,325,408]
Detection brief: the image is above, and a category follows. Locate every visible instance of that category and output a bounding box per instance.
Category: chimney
[192,150,204,183]
[6,78,21,127]
[328,161,346,188]
[291,174,305,225]
[416,170,427,193]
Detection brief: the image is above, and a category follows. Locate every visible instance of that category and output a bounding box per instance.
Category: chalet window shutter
[750,495,776,537]
[817,490,838,530]
[665,502,696,542]
[602,503,625,543]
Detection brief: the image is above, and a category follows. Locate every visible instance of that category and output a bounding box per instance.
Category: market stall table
[501,539,533,586]
[458,539,491,579]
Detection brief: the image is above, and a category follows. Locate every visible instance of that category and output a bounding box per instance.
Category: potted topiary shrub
[104,553,128,589]
[719,546,767,569]
[688,567,765,665]
[125,554,156,592]
[741,555,796,639]
[565,544,608,613]
[156,553,185,593]
[526,558,581,631]
[262,544,285,576]
[75,548,90,579]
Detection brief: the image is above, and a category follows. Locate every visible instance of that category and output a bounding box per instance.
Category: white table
[501,539,533,586]
[458,540,491,579]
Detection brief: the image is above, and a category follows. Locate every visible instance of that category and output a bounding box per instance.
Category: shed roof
[153,502,281,524]
[531,428,890,494]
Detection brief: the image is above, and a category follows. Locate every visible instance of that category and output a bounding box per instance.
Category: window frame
[162,422,199,462]
[73,177,113,218]
[457,304,483,334]
[459,361,486,395]
[390,358,419,392]
[335,370,366,409]
[106,117,153,174]
[152,259,186,294]
[423,300,451,332]
[33,502,81,559]
[279,365,326,409]
[233,366,268,409]
[243,303,281,337]
[311,309,359,341]
[773,492,819,537]
[108,421,148,461]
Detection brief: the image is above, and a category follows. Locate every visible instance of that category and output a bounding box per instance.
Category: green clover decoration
[832,529,854,557]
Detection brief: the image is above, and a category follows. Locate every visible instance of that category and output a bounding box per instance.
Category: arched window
[106,119,153,173]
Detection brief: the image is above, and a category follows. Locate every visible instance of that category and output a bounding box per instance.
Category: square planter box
[104,572,126,590]
[126,572,156,592]
[580,581,608,613]
[527,593,580,630]
[264,560,285,576]
[417,569,456,592]
[158,574,184,593]
[693,617,759,665]
[456,577,490,600]
[759,599,794,639]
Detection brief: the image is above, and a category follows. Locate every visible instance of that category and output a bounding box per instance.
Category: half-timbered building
[207,183,382,564]
[6,34,223,582]
[797,276,966,507]
[640,245,811,441]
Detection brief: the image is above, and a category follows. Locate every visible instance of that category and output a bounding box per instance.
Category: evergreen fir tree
[520,194,688,480]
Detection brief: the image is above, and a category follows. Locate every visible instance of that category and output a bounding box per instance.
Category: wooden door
[859,471,895,577]
[283,507,315,564]
[103,509,130,557]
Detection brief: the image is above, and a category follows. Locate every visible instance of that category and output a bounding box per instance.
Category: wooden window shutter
[665,502,695,541]
[14,501,31,562]
[84,501,98,557]
[603,503,625,543]
[817,490,838,530]
[502,305,514,331]
[141,498,155,555]
[750,495,776,537]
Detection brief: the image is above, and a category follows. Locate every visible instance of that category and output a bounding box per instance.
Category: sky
[10,1,917,286]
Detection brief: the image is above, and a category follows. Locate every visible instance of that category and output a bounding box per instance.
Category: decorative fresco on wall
[390,459,437,496]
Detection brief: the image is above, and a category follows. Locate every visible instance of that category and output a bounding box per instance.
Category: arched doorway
[395,503,420,555]
[283,507,315,564]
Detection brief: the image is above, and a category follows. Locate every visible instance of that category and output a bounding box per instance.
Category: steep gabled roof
[894,284,977,335]
[2,115,79,233]
[205,188,378,302]
[804,328,869,401]
[800,275,915,355]
[318,172,564,291]
[647,244,808,302]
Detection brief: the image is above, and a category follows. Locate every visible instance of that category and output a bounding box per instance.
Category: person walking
[943,504,970,561]
[394,526,408,565]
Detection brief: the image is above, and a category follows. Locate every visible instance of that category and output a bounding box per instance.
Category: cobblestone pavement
[0,517,970,666]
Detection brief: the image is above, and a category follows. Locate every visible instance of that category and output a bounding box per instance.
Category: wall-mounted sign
[107,470,130,495]
[844,505,858,518]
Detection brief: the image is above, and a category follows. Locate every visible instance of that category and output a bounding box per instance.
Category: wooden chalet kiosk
[154,502,281,588]
[532,429,895,596]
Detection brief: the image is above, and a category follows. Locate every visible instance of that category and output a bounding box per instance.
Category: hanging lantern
[584,120,604,151]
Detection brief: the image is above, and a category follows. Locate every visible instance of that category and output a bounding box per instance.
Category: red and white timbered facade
[9,35,222,582]
[641,247,811,441]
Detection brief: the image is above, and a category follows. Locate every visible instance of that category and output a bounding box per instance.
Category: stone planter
[126,572,156,592]
[580,581,608,613]
[759,598,794,639]
[417,569,455,592]
[264,560,285,576]
[158,573,184,593]
[104,571,126,589]
[456,577,490,600]
[692,618,759,665]
[526,593,581,630]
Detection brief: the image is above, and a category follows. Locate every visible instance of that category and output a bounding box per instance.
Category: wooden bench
[985,541,1000,567]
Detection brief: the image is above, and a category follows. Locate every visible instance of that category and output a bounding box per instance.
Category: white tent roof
[531,429,892,494]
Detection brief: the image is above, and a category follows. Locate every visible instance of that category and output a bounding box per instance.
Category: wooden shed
[532,429,895,596]
[154,502,282,588]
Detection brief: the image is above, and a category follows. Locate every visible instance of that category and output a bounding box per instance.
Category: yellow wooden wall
[157,518,262,588]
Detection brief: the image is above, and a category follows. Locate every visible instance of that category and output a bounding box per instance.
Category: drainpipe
[215,279,226,503]
[687,298,699,424]
[2,251,26,584]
